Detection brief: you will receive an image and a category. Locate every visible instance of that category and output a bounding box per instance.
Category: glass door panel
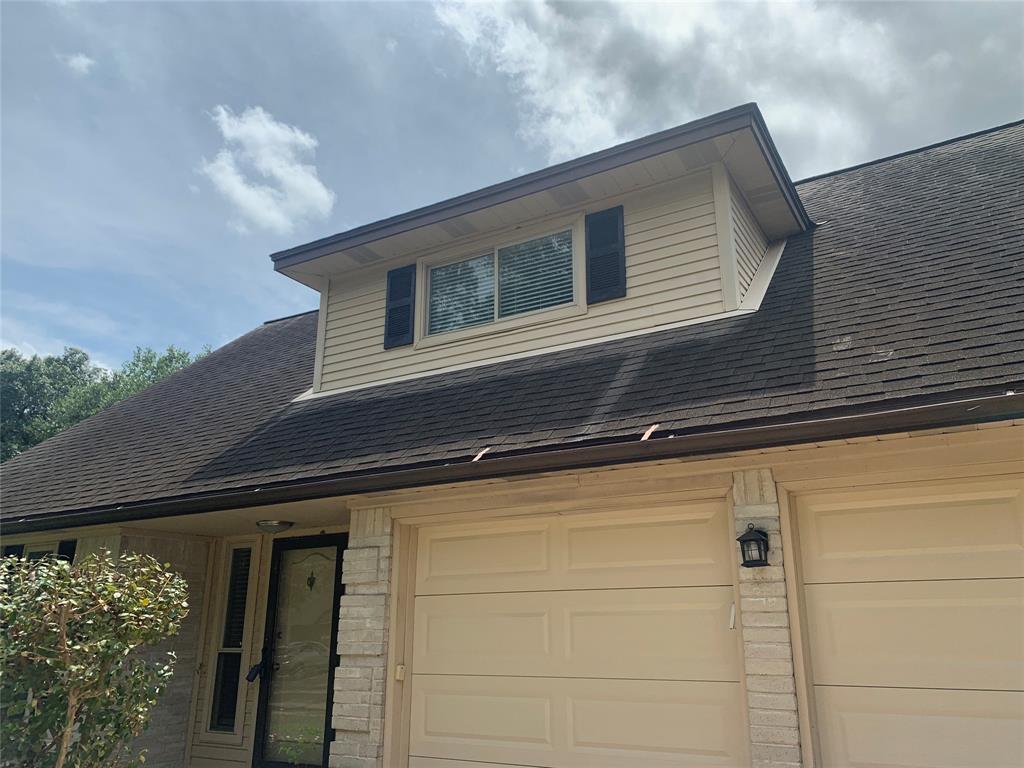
[255,536,345,768]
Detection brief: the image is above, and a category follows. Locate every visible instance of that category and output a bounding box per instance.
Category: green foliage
[0,552,189,768]
[1,345,208,462]
[0,348,101,460]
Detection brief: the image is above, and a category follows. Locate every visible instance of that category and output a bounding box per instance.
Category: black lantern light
[736,524,770,568]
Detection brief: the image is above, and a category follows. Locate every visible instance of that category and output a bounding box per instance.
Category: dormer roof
[272,103,811,287]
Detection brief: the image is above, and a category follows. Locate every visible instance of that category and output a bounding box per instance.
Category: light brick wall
[120,533,211,768]
[732,469,803,768]
[330,508,392,768]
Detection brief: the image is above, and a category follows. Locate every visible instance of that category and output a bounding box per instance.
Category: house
[2,103,1022,768]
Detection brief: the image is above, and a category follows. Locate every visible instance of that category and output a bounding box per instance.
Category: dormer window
[278,106,813,395]
[426,253,495,335]
[381,206,624,352]
[426,229,575,336]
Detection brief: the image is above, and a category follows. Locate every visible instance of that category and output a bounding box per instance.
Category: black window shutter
[221,548,252,648]
[383,264,416,349]
[56,539,77,562]
[585,206,626,303]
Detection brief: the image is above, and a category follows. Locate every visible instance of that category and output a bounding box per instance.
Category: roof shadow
[188,229,816,486]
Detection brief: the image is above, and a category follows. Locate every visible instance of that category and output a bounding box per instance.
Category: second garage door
[796,476,1024,767]
[407,503,748,767]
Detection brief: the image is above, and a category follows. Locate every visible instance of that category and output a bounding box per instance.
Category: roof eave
[5,390,1020,535]
[270,103,810,273]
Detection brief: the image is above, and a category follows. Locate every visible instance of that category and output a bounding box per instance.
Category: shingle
[2,122,1023,522]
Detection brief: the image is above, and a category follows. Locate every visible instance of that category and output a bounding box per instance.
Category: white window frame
[22,541,61,558]
[5,539,77,561]
[414,214,587,348]
[198,536,262,747]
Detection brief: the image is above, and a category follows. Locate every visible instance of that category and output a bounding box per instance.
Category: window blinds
[498,230,573,318]
[426,230,574,336]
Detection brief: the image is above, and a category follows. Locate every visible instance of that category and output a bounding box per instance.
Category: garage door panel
[409,675,747,767]
[561,511,728,578]
[814,686,1024,768]
[416,518,551,595]
[805,579,1024,690]
[798,475,1024,766]
[413,587,739,681]
[409,506,742,767]
[415,504,731,595]
[797,478,1024,584]
[410,760,538,768]
[413,679,554,751]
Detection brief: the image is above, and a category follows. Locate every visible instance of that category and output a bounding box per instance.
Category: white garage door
[796,476,1024,767]
[407,503,749,767]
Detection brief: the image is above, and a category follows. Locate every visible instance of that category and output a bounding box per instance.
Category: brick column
[732,470,802,768]
[330,508,392,768]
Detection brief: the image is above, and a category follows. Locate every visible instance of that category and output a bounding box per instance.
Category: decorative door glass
[262,546,337,765]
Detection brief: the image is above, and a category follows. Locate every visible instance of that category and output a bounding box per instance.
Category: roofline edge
[5,389,1021,535]
[269,103,809,271]
[795,116,1024,185]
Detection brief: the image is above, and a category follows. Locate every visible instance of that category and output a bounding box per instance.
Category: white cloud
[4,292,123,337]
[0,316,115,370]
[434,1,622,162]
[432,1,953,177]
[385,37,399,53]
[0,315,68,358]
[58,52,96,76]
[199,105,335,235]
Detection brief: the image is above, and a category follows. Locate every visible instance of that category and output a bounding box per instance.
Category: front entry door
[253,534,346,768]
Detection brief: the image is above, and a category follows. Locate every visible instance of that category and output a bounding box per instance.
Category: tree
[0,348,104,460]
[1,345,207,462]
[0,551,189,768]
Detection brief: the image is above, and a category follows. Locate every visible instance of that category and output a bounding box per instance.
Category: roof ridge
[263,308,318,325]
[795,117,1024,185]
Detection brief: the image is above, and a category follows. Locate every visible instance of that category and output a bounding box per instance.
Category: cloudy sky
[3,1,1022,367]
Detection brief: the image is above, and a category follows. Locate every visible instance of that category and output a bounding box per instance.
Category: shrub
[0,551,189,768]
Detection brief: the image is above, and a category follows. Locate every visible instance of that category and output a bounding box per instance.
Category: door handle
[246,647,271,682]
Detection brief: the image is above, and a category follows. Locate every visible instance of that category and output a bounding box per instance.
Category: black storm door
[253,534,346,768]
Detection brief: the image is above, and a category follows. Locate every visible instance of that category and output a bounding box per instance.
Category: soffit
[279,125,805,288]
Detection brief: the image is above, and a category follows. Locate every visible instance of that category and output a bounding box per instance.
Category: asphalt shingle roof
[3,121,1022,523]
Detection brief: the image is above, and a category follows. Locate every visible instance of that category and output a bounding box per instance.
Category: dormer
[272,104,811,396]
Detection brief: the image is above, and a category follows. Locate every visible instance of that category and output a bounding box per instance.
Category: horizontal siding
[319,170,724,392]
[116,534,211,768]
[325,264,720,362]
[730,180,768,299]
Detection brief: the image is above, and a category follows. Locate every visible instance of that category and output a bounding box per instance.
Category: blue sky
[3,1,1022,368]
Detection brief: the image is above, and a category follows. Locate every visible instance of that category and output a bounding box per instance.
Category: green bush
[0,551,189,768]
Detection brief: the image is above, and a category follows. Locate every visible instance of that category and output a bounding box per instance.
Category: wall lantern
[736,524,770,568]
[257,520,294,534]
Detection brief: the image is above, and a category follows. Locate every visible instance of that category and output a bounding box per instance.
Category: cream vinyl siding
[406,505,748,768]
[75,532,122,559]
[318,171,723,393]
[795,476,1024,767]
[730,179,768,300]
